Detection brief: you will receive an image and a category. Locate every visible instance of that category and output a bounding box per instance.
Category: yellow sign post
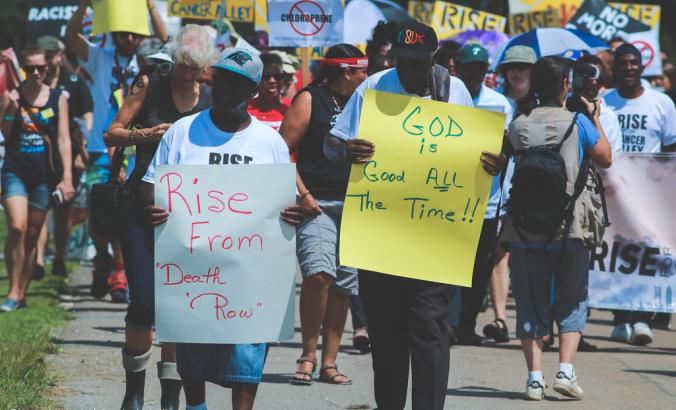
[339,90,505,286]
[91,0,150,36]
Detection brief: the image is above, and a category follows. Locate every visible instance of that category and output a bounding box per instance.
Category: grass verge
[0,220,73,408]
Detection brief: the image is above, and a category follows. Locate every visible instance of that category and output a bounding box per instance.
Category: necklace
[328,89,343,114]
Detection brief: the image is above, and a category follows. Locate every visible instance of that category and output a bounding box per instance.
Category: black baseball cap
[387,20,438,61]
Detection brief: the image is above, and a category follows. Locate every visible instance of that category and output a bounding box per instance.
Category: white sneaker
[610,323,633,343]
[524,380,546,401]
[631,322,654,345]
[553,370,584,399]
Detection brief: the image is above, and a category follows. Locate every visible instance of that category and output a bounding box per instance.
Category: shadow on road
[53,339,125,348]
[624,369,676,377]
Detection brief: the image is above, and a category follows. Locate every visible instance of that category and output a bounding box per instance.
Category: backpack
[508,112,589,243]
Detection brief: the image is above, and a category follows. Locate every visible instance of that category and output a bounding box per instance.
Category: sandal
[290,356,316,385]
[319,364,352,385]
[483,318,510,343]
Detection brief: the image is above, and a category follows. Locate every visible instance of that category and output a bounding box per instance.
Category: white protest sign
[267,0,343,47]
[588,154,676,313]
[567,1,662,76]
[154,164,297,343]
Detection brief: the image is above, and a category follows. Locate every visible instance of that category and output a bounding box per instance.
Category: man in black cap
[325,21,505,410]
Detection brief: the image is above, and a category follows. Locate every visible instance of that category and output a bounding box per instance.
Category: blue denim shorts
[509,240,590,339]
[1,171,51,211]
[296,199,358,295]
[176,343,268,385]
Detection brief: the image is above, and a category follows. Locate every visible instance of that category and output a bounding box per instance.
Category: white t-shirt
[143,111,290,184]
[81,42,139,153]
[603,87,676,152]
[598,99,623,152]
[330,68,473,141]
[473,84,513,219]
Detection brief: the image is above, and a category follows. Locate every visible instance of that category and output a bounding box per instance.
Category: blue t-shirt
[575,114,600,161]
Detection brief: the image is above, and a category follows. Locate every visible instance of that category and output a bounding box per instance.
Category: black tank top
[128,70,212,193]
[2,86,61,185]
[296,85,350,200]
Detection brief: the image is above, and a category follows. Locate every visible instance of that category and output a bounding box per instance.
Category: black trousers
[359,270,451,410]
[612,310,654,327]
[458,218,499,335]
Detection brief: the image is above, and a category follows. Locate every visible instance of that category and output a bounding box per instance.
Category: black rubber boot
[158,361,182,410]
[120,369,146,410]
[120,346,152,410]
[160,378,183,410]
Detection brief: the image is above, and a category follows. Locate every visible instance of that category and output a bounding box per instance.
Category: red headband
[322,57,368,68]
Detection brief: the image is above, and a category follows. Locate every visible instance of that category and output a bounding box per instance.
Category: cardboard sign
[167,0,255,23]
[424,1,507,40]
[267,0,344,47]
[566,0,649,42]
[509,8,563,34]
[25,0,80,41]
[154,164,297,343]
[91,0,150,36]
[609,3,662,77]
[339,90,504,286]
[589,154,676,313]
[408,1,434,26]
[508,0,582,26]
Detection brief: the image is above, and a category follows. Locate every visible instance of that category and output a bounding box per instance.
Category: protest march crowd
[0,0,675,409]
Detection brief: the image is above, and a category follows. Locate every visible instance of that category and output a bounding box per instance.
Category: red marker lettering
[159,172,192,215]
[207,190,225,213]
[189,221,209,254]
[228,193,252,214]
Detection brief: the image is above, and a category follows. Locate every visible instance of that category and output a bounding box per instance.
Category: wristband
[299,191,311,199]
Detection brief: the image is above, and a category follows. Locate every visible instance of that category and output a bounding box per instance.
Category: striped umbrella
[491,28,608,69]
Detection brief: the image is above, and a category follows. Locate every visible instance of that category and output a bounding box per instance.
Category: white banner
[267,0,343,47]
[588,154,676,313]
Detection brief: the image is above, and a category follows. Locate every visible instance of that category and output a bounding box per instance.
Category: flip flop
[290,356,316,386]
[319,364,352,385]
[483,318,510,343]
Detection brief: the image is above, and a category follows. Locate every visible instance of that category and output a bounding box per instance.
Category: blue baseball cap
[212,47,263,84]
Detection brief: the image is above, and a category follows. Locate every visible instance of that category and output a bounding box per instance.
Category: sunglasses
[503,63,531,71]
[262,72,284,82]
[24,65,47,74]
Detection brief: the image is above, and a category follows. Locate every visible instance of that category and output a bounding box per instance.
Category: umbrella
[491,28,608,69]
[451,30,510,63]
[344,0,411,45]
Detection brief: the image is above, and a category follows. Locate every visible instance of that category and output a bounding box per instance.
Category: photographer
[499,56,611,401]
[567,56,622,152]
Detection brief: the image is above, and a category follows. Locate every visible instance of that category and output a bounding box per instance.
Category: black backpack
[508,112,589,242]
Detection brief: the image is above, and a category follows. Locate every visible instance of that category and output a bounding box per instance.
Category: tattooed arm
[104,75,171,147]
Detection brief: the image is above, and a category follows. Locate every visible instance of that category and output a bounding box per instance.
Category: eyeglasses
[24,65,47,74]
[262,72,284,82]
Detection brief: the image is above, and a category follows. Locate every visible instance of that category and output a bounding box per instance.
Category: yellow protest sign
[339,90,505,286]
[167,0,254,23]
[508,0,582,26]
[429,1,507,40]
[91,0,150,36]
[408,1,434,26]
[509,8,562,34]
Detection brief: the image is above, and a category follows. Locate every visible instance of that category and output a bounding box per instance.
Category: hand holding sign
[339,90,505,286]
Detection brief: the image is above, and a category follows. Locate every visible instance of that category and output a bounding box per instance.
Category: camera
[566,63,600,117]
[51,189,64,206]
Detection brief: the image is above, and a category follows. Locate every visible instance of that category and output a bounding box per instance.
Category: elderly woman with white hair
[104,24,216,410]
